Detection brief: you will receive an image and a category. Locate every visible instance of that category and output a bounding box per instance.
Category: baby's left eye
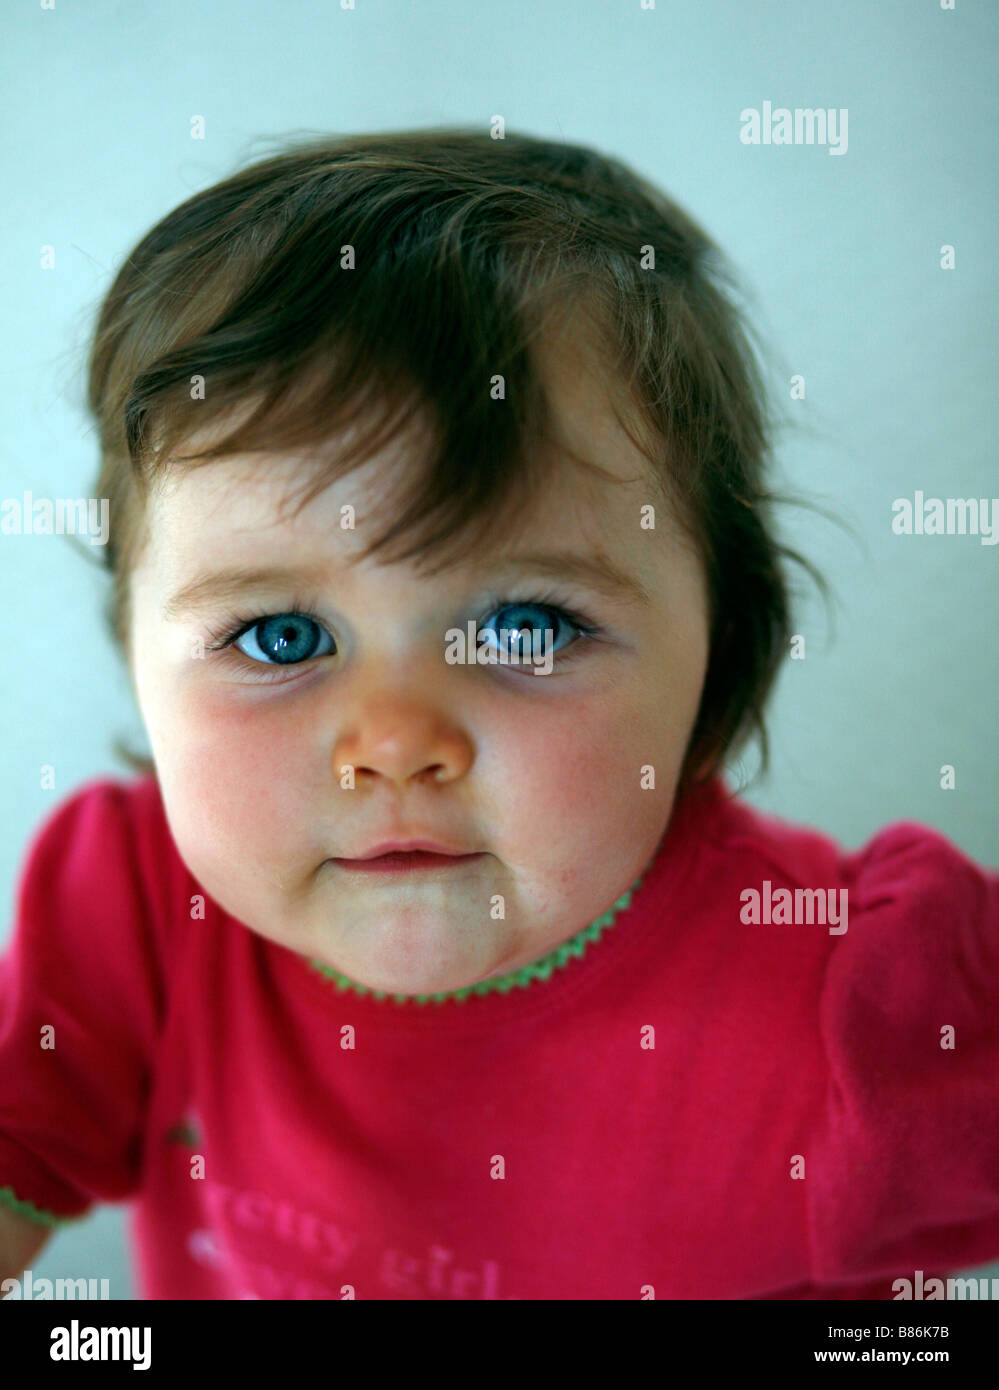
[477,602,585,658]
[233,614,336,665]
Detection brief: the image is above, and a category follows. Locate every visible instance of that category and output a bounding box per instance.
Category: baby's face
[128,349,710,996]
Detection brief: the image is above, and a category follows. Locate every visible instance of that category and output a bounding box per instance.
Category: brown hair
[85,127,826,796]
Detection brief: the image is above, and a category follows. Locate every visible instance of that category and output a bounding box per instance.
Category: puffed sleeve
[0,781,165,1226]
[806,820,999,1288]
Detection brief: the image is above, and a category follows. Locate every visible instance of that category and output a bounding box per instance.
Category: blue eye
[477,602,581,659]
[210,595,598,672]
[234,614,335,665]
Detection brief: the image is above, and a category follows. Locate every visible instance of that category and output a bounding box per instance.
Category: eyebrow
[163,550,650,620]
[484,551,651,606]
[164,563,335,621]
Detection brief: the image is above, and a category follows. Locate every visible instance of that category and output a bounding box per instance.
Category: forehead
[140,325,680,581]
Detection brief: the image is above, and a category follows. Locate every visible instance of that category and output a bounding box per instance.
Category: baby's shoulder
[706,786,996,920]
[822,814,999,1011]
[694,788,999,999]
[14,771,188,958]
[23,771,168,873]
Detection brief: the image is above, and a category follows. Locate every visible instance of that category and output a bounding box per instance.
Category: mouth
[331,851,488,875]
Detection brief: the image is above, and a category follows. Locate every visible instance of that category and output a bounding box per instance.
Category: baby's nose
[332,695,474,788]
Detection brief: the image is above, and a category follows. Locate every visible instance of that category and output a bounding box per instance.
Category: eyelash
[203,589,601,674]
[204,595,326,653]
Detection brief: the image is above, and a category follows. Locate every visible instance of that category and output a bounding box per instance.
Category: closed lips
[344,840,476,859]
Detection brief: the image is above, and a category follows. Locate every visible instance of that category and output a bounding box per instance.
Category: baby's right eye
[233,614,336,665]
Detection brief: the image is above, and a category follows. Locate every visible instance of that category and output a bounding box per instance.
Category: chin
[327,957,484,997]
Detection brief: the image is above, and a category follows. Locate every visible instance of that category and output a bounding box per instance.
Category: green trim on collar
[306,866,649,1005]
[0,1185,84,1229]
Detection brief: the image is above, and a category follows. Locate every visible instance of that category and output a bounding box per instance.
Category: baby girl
[1,129,996,1300]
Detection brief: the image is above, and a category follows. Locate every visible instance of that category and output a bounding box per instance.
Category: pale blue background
[1,0,996,1299]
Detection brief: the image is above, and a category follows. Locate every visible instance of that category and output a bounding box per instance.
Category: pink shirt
[1,774,997,1300]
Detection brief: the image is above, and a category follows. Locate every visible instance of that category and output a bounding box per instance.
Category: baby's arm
[1,782,166,1285]
[0,1206,51,1285]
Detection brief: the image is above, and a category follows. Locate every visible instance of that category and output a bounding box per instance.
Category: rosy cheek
[487,683,677,875]
[161,682,316,870]
[489,698,626,838]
